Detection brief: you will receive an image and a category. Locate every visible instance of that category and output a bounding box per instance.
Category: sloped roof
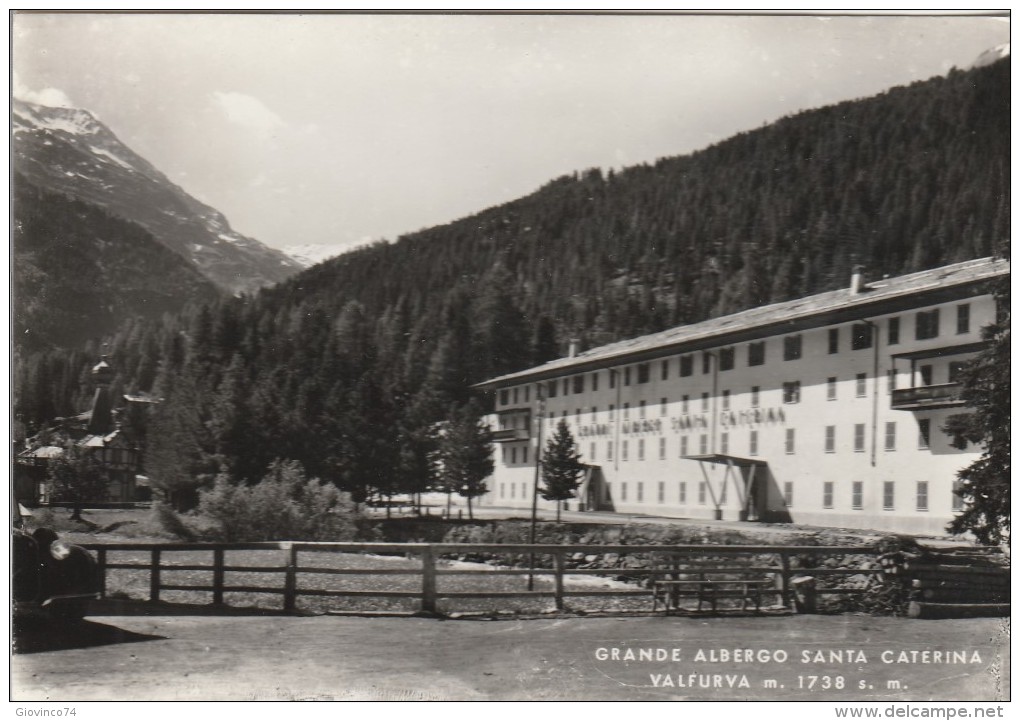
[477,257,1008,389]
[18,445,65,459]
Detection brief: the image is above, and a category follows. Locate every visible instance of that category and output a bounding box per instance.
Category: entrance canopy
[681,453,766,468]
[682,454,768,520]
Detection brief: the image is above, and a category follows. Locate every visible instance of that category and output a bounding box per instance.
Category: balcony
[493,427,531,443]
[890,383,965,411]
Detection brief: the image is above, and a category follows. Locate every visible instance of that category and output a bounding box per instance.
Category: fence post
[150,549,161,602]
[553,550,565,611]
[780,552,792,608]
[96,548,107,599]
[284,544,298,612]
[213,548,225,605]
[421,546,437,614]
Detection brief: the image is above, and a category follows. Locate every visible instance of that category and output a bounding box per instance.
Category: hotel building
[474,257,1008,535]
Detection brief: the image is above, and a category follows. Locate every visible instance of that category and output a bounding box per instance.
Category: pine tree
[540,419,585,523]
[943,253,1010,545]
[47,442,109,520]
[437,400,494,520]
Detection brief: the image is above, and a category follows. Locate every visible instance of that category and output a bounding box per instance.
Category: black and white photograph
[10,10,1010,711]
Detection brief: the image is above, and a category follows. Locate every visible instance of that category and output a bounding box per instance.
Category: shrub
[198,460,362,542]
[151,501,198,541]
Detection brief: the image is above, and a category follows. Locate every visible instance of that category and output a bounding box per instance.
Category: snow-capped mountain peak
[972,43,1010,68]
[13,100,102,137]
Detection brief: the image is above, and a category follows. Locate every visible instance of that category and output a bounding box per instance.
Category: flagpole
[527,384,545,591]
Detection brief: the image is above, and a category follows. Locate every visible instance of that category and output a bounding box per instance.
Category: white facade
[476,258,1007,535]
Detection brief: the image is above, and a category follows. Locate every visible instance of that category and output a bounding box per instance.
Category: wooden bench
[652,578,772,614]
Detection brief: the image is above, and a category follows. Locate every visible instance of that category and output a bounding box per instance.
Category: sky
[11,12,1010,255]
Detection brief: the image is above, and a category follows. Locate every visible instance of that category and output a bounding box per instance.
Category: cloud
[13,72,75,108]
[211,90,284,137]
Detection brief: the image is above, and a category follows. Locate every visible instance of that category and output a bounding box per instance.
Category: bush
[198,460,362,542]
[151,501,198,541]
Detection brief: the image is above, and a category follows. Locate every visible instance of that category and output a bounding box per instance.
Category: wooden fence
[84,542,887,614]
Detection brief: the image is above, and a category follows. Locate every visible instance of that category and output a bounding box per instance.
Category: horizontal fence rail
[80,541,908,615]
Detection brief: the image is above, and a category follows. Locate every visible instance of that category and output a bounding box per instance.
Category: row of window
[502,304,973,406]
[507,420,936,466]
[499,478,965,514]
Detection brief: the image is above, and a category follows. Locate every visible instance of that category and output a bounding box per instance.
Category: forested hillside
[15,59,1009,508]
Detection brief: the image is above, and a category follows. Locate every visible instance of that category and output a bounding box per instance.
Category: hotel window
[610,370,617,389]
[638,439,645,461]
[590,442,596,461]
[609,403,615,420]
[915,309,940,340]
[562,411,568,419]
[722,390,731,410]
[522,447,529,464]
[661,360,669,381]
[698,434,708,455]
[784,482,794,507]
[639,400,646,419]
[681,395,689,413]
[701,392,710,411]
[591,373,598,392]
[622,440,629,462]
[827,376,837,401]
[748,341,766,367]
[883,482,895,510]
[957,304,971,334]
[679,482,687,504]
[547,380,558,398]
[885,422,896,451]
[828,328,839,354]
[499,483,504,498]
[502,447,508,464]
[825,426,836,453]
[576,408,581,419]
[659,437,666,460]
[621,483,628,502]
[623,402,630,419]
[854,423,866,453]
[698,482,706,504]
[657,481,665,503]
[852,481,863,510]
[607,441,613,461]
[918,418,931,449]
[637,482,644,502]
[680,436,688,457]
[751,386,760,407]
[524,385,530,402]
[660,397,668,416]
[749,430,759,456]
[785,428,796,454]
[637,363,650,384]
[919,364,933,386]
[591,406,598,422]
[888,317,900,345]
[702,352,712,374]
[855,372,867,397]
[720,432,729,455]
[513,387,519,404]
[887,369,897,394]
[510,483,515,499]
[916,481,929,512]
[783,335,802,361]
[948,361,967,384]
[573,375,584,394]
[782,381,801,404]
[823,482,834,509]
[500,390,509,406]
[624,367,631,386]
[851,323,873,350]
[680,355,694,377]
[719,346,735,371]
[562,378,569,396]
[511,447,517,464]
[952,480,964,512]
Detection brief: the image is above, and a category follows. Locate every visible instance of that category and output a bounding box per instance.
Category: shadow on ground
[13,617,167,655]
[85,598,300,617]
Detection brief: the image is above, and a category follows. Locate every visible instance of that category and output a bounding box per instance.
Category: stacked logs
[878,549,1009,619]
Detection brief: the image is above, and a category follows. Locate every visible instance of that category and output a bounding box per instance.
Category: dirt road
[12,613,1009,701]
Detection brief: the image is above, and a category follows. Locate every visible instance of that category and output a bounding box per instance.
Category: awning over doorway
[682,454,767,520]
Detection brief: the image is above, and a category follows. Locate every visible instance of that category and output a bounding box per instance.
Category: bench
[652,577,773,614]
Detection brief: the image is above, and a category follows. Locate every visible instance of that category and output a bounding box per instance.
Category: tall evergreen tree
[540,419,585,523]
[437,400,494,520]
